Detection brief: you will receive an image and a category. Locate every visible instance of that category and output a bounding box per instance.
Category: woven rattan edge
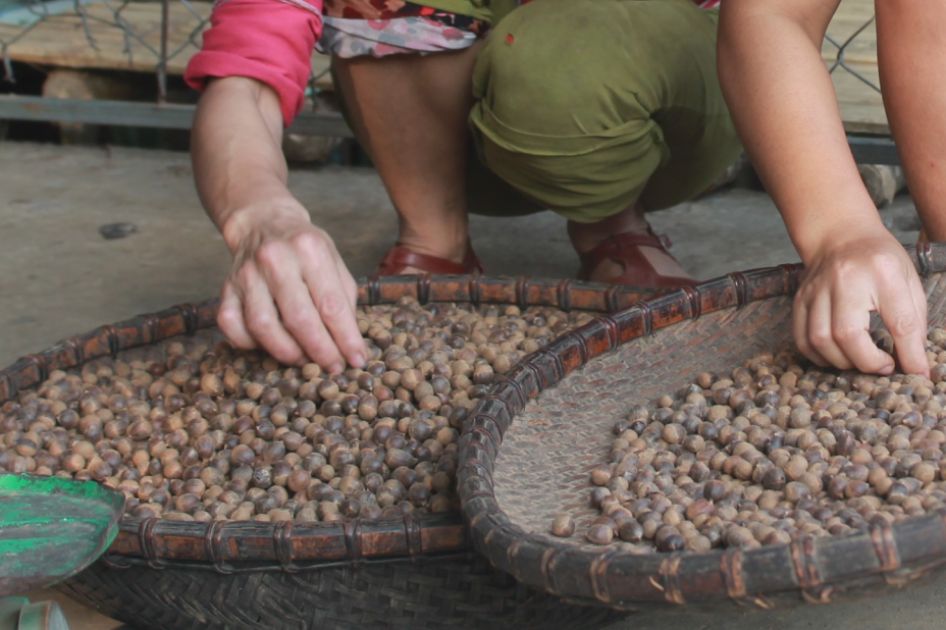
[0,275,656,569]
[103,511,469,569]
[0,275,654,400]
[458,251,946,609]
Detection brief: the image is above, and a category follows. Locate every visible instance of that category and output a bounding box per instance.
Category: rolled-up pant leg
[468,0,741,222]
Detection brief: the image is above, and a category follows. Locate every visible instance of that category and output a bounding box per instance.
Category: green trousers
[467,0,742,221]
[333,0,741,222]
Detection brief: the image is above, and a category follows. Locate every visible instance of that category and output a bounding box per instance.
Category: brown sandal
[577,228,696,288]
[376,241,484,276]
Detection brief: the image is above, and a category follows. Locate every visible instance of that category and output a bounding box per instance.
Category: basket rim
[0,274,656,571]
[457,242,946,610]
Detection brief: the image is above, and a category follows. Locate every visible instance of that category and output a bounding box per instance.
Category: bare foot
[583,246,693,284]
[396,217,469,265]
[567,202,694,285]
[398,264,434,275]
[377,236,479,276]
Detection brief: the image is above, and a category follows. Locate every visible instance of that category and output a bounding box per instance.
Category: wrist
[789,208,889,266]
[219,197,310,252]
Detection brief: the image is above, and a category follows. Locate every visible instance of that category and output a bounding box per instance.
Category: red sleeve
[184,0,323,125]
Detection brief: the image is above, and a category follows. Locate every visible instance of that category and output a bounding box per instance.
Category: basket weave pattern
[0,275,651,628]
[458,243,946,610]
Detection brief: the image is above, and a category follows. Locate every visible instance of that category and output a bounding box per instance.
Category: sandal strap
[577,230,670,271]
[377,242,483,276]
[577,229,695,288]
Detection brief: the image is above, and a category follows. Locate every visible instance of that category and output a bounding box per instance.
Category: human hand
[793,228,930,377]
[217,203,367,372]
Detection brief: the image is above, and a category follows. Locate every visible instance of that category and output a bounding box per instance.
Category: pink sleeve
[184,0,323,126]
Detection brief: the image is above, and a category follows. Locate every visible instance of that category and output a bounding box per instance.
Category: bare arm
[718,0,929,376]
[719,1,869,257]
[876,0,946,240]
[192,77,366,372]
[193,77,302,241]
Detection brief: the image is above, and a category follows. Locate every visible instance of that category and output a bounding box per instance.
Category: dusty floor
[0,141,938,629]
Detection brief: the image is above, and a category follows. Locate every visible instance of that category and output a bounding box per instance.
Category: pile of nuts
[0,298,592,523]
[551,329,946,552]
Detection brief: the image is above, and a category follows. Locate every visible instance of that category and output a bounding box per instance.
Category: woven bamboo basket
[0,275,656,629]
[458,243,946,612]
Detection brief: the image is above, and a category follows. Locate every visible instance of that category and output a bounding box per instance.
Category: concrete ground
[0,141,936,629]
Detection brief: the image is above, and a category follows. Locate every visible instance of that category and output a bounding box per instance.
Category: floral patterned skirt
[317,1,521,58]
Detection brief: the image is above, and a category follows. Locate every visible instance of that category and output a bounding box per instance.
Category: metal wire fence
[825,14,880,94]
[0,0,208,100]
[0,0,345,135]
[0,0,893,159]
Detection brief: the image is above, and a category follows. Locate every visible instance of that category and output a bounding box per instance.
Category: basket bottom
[60,555,624,630]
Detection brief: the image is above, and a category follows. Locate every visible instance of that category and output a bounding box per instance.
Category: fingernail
[352,353,366,368]
[879,363,894,375]
[329,362,344,375]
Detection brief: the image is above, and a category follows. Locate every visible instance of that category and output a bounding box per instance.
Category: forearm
[876,0,946,241]
[718,1,883,263]
[191,77,308,252]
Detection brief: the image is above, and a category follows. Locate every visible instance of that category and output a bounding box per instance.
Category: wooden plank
[824,0,888,134]
[0,3,209,74]
[0,0,885,129]
[823,0,877,65]
[0,1,332,88]
[832,65,888,135]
